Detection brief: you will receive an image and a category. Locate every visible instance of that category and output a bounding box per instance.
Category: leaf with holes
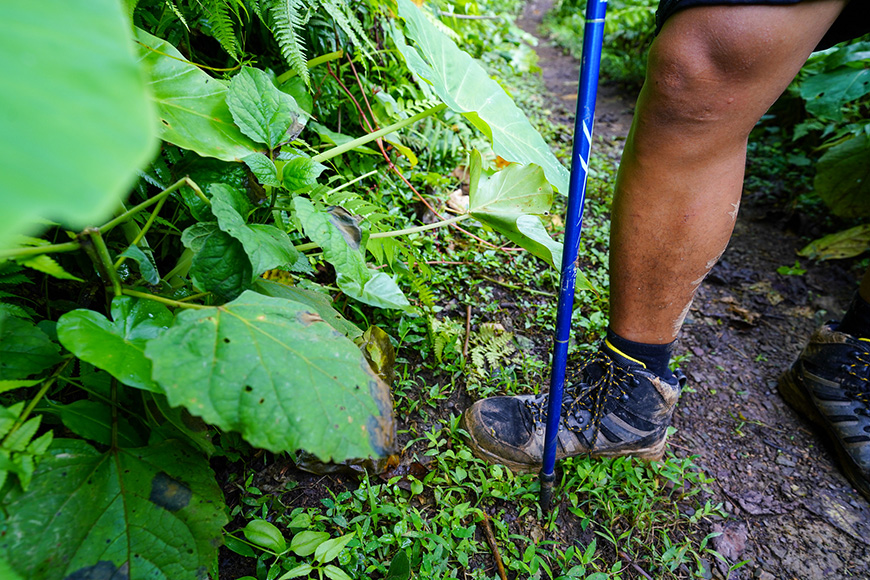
[144,291,395,461]
[0,438,227,580]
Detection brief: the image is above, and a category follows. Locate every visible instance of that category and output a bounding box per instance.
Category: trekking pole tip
[539,470,556,515]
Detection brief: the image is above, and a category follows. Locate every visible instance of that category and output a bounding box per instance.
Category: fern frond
[201,0,241,60]
[268,0,310,85]
[0,263,29,286]
[164,0,191,30]
[316,0,374,55]
[0,303,33,320]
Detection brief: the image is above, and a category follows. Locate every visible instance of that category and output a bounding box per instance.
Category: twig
[482,514,507,580]
[463,305,472,359]
[480,274,556,297]
[618,551,653,580]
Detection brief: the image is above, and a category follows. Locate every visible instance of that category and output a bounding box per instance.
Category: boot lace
[843,342,870,414]
[524,348,640,441]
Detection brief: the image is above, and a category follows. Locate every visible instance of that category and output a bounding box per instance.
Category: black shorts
[656,0,869,50]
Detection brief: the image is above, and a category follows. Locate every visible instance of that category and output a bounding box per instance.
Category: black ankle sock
[605,328,675,380]
[838,293,870,339]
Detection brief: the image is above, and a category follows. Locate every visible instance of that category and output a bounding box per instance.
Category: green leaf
[244,153,282,187]
[0,0,157,251]
[386,550,411,580]
[178,156,251,221]
[15,255,84,282]
[120,244,160,284]
[57,296,173,392]
[0,439,227,579]
[0,556,23,580]
[290,530,330,557]
[467,153,561,267]
[253,279,363,340]
[799,224,870,261]
[800,46,870,121]
[395,0,569,193]
[0,313,62,380]
[323,565,353,580]
[814,134,870,217]
[59,400,144,447]
[282,156,327,190]
[294,198,412,312]
[145,291,396,461]
[181,222,221,253]
[0,379,42,394]
[227,67,303,150]
[243,519,287,553]
[308,122,379,155]
[224,534,256,558]
[211,184,299,277]
[135,28,262,161]
[189,230,253,301]
[314,532,355,564]
[278,563,315,579]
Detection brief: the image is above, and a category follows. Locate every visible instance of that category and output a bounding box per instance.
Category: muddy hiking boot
[460,340,685,473]
[779,323,870,500]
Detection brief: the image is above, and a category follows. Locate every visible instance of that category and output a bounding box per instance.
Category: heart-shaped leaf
[227,67,303,150]
[145,291,396,461]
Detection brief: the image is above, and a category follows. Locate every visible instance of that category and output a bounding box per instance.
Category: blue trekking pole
[540,0,608,513]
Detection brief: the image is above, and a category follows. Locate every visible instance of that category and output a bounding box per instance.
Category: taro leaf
[467,153,561,267]
[135,28,262,161]
[189,230,253,301]
[814,134,870,217]
[57,296,173,392]
[144,291,396,461]
[244,153,282,187]
[0,0,157,251]
[227,67,302,150]
[59,400,145,447]
[211,185,299,277]
[282,156,328,191]
[252,279,363,340]
[0,438,227,580]
[0,313,62,380]
[395,0,569,194]
[799,224,870,261]
[120,244,160,284]
[294,198,412,312]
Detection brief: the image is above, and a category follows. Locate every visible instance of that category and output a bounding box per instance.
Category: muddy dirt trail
[517,1,870,578]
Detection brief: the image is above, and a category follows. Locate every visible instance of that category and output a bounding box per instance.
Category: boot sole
[778,368,870,501]
[459,412,668,474]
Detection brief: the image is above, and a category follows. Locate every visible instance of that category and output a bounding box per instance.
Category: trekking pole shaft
[540,0,608,513]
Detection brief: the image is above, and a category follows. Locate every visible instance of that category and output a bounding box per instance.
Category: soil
[517,0,870,578]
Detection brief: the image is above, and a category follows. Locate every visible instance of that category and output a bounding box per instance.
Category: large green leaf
[799,224,870,261]
[135,28,262,161]
[211,184,299,277]
[0,313,62,380]
[145,291,395,461]
[57,296,173,392]
[226,67,303,150]
[395,0,569,193]
[0,0,157,250]
[253,279,363,341]
[815,134,870,217]
[0,439,227,580]
[294,199,412,312]
[800,42,870,121]
[467,153,562,267]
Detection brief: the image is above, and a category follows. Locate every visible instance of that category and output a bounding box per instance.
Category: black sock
[605,328,675,380]
[838,293,870,339]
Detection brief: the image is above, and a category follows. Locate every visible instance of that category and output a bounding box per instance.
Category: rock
[712,522,748,561]
[775,454,796,467]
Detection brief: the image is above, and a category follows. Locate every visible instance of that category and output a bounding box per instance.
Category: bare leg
[609,0,847,344]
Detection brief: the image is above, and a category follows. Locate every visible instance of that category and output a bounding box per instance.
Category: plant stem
[0,240,81,261]
[479,274,556,297]
[100,177,205,234]
[325,169,378,196]
[114,194,168,270]
[122,288,209,309]
[110,378,119,450]
[5,359,73,440]
[276,50,344,85]
[312,104,447,164]
[294,242,318,252]
[86,228,123,298]
[369,214,470,239]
